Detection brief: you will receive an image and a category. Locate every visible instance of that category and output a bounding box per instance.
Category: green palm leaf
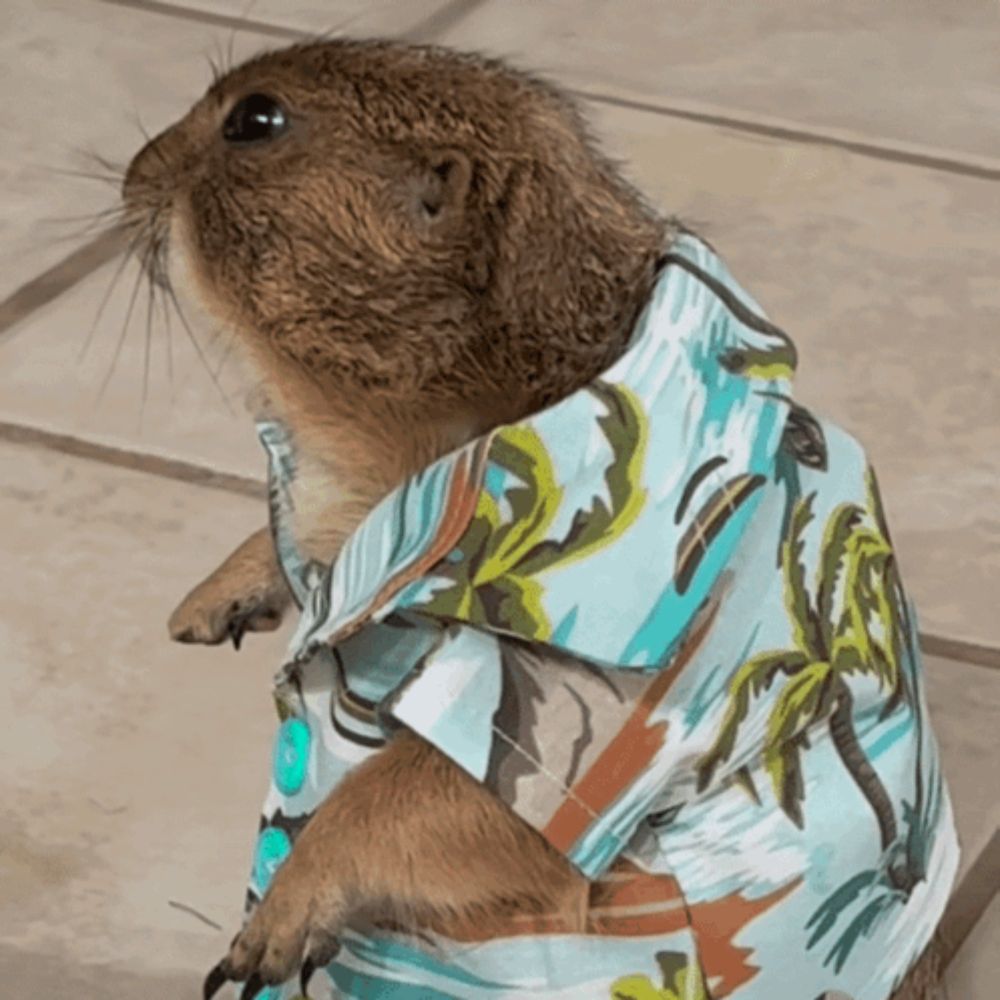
[763,660,835,825]
[834,530,896,691]
[667,959,709,1000]
[782,494,824,658]
[731,764,762,804]
[865,466,894,547]
[474,426,563,582]
[610,953,708,1000]
[696,649,809,791]
[426,383,649,635]
[765,660,835,746]
[816,503,864,648]
[763,730,809,828]
[518,381,648,576]
[482,573,550,638]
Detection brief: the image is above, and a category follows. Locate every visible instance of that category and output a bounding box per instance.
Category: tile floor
[1,1,996,996]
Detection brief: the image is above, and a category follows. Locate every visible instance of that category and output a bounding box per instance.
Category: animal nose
[121,121,192,206]
[122,131,170,204]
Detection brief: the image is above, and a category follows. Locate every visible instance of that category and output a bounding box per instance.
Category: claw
[239,972,266,1000]
[203,961,229,1000]
[301,935,340,995]
[317,936,341,966]
[228,618,246,651]
[300,957,315,996]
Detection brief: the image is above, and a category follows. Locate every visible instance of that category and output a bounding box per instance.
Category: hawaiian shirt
[241,235,959,1000]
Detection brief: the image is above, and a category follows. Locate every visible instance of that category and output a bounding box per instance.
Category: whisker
[214,35,230,76]
[139,258,156,431]
[203,323,229,356]
[163,279,237,416]
[225,28,236,75]
[78,223,150,363]
[39,206,129,248]
[205,49,223,88]
[130,107,152,143]
[80,149,127,180]
[39,220,128,248]
[96,240,150,405]
[39,204,127,227]
[211,327,239,379]
[311,11,366,43]
[226,0,260,72]
[160,284,176,404]
[37,165,123,188]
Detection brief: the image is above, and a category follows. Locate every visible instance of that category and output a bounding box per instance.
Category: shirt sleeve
[381,618,703,880]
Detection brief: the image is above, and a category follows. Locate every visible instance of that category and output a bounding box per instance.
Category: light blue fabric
[240,235,958,1000]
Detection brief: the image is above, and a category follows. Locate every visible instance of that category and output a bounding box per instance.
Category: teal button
[253,826,292,894]
[272,717,311,796]
[242,988,279,1000]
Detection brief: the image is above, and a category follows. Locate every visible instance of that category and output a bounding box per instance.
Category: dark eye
[222,94,289,144]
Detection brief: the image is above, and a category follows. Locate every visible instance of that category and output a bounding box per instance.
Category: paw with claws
[204,842,346,999]
[170,587,286,651]
[169,527,291,650]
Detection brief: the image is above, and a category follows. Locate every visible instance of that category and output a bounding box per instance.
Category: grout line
[921,633,1000,672]
[401,0,492,43]
[10,0,990,346]
[91,0,492,45]
[2,416,999,674]
[90,0,1000,184]
[940,827,1000,969]
[0,0,493,342]
[575,89,1000,184]
[92,0,306,41]
[0,228,128,337]
[0,420,265,500]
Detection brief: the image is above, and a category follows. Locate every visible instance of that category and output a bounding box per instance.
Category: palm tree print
[695,468,948,970]
[611,950,709,1000]
[421,380,648,638]
[804,586,945,973]
[696,469,914,867]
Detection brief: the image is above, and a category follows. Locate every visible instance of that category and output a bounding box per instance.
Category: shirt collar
[262,234,798,668]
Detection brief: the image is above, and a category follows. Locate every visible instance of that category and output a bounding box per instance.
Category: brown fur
[125,39,667,571]
[124,38,944,997]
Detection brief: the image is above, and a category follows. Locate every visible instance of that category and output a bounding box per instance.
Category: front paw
[169,583,286,650]
[204,861,344,998]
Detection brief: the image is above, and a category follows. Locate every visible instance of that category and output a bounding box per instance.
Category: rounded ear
[408,148,473,227]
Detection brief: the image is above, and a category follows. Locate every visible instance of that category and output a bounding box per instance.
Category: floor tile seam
[0,228,128,338]
[91,0,1000,183]
[2,416,998,673]
[0,418,265,499]
[940,826,1000,970]
[90,0,491,44]
[576,88,1000,183]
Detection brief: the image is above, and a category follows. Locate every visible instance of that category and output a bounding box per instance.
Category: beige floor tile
[0,253,265,478]
[946,892,999,999]
[5,1,996,647]
[0,0,454,302]
[586,101,1000,648]
[441,0,1000,160]
[157,0,458,36]
[0,442,993,996]
[924,655,1000,881]
[1,0,266,300]
[0,440,286,992]
[7,96,998,642]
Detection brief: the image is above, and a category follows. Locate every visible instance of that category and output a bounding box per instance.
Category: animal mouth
[118,203,191,333]
[107,183,235,409]
[128,208,172,291]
